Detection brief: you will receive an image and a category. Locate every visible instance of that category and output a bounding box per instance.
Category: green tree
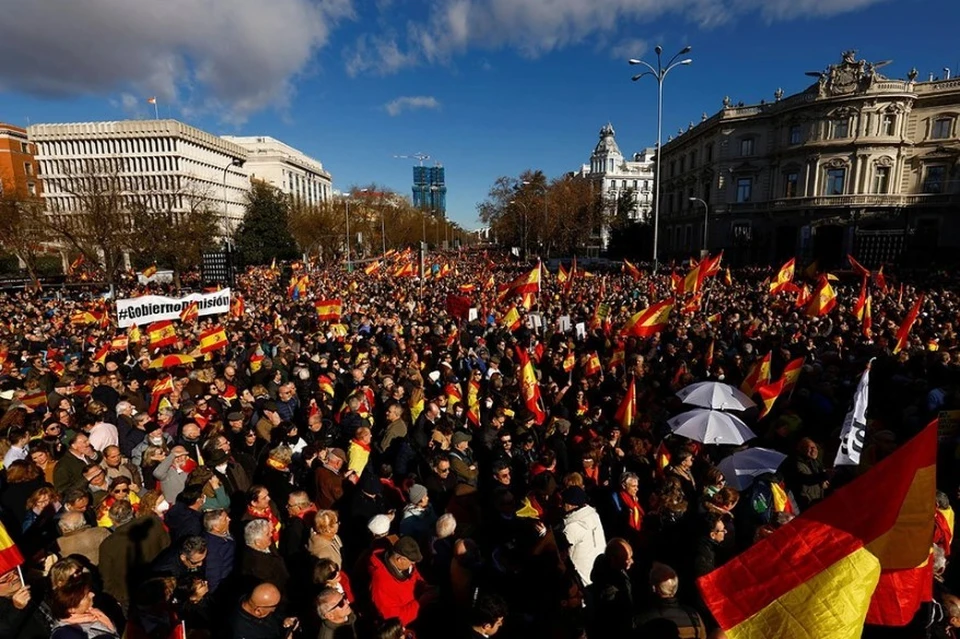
[235,182,298,265]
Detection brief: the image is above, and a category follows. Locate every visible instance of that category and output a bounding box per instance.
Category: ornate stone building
[576,124,656,222]
[658,51,960,267]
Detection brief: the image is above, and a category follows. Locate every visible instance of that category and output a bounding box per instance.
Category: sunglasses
[113,488,130,495]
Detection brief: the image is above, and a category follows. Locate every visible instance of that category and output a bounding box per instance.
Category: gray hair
[58,511,87,534]
[109,500,135,526]
[268,445,293,466]
[316,588,343,616]
[244,518,272,547]
[620,472,640,488]
[435,513,457,539]
[115,401,133,415]
[203,509,228,532]
[158,407,175,418]
[649,562,679,598]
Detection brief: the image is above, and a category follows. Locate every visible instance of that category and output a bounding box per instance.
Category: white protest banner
[834,364,871,466]
[115,288,231,328]
[558,315,571,334]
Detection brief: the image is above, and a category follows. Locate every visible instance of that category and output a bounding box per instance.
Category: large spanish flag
[148,320,177,347]
[769,258,796,294]
[199,326,228,354]
[614,377,637,431]
[515,346,545,425]
[805,276,838,317]
[698,419,936,639]
[315,299,343,322]
[893,294,924,354]
[621,299,673,337]
[740,351,771,396]
[781,356,805,391]
[683,261,705,294]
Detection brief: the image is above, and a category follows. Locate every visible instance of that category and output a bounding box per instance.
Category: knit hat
[367,514,391,537]
[408,484,428,505]
[562,485,587,508]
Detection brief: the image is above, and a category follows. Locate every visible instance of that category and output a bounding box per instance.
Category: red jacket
[368,549,424,626]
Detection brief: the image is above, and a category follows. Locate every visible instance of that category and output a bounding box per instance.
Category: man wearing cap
[399,484,437,543]
[448,431,479,487]
[560,485,606,587]
[315,448,348,510]
[369,536,436,627]
[256,402,282,443]
[153,445,193,503]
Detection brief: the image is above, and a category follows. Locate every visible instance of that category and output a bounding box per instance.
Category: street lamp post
[344,198,351,270]
[222,157,245,246]
[630,45,693,270]
[690,197,709,255]
[509,199,529,258]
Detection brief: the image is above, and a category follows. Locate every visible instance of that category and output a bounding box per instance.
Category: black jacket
[239,545,289,591]
[164,503,203,543]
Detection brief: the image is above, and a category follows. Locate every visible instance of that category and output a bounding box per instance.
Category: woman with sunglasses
[96,477,140,528]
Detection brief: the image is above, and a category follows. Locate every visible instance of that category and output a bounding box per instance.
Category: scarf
[265,457,289,472]
[584,464,599,484]
[246,504,281,542]
[618,490,643,531]
[351,438,371,452]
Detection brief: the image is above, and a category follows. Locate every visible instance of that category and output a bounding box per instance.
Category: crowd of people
[0,248,955,639]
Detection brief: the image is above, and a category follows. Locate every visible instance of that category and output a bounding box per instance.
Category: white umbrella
[667,409,757,446]
[676,381,756,411]
[717,448,788,490]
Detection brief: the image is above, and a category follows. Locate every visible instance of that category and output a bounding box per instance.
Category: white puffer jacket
[561,504,607,586]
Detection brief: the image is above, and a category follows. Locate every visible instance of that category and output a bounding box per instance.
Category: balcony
[772,193,960,209]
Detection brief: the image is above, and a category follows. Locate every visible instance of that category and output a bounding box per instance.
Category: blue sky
[1,0,957,228]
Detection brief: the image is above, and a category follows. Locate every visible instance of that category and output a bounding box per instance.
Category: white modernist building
[577,123,656,221]
[221,135,332,206]
[28,119,250,236]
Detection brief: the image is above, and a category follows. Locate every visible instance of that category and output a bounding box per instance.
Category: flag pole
[154,99,159,120]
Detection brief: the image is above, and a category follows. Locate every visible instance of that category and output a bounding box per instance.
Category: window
[784,172,800,198]
[690,151,697,167]
[825,168,846,195]
[671,161,676,177]
[831,119,849,139]
[881,115,896,137]
[732,222,752,242]
[789,125,802,145]
[20,142,29,153]
[932,117,953,140]
[924,165,946,193]
[736,177,753,202]
[679,157,685,173]
[23,162,32,176]
[706,144,713,162]
[873,166,890,194]
[27,183,36,196]
[740,138,754,156]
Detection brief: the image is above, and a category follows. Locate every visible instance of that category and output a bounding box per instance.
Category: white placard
[115,288,231,328]
[527,313,543,330]
[558,315,571,333]
[468,308,478,322]
[575,322,586,338]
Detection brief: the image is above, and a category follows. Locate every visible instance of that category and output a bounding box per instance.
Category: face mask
[155,500,170,514]
[717,375,725,381]
[149,436,163,445]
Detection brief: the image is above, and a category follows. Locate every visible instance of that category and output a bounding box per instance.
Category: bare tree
[288,198,346,263]
[0,191,52,290]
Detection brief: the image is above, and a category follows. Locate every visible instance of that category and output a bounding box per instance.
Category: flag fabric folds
[622,300,673,338]
[315,299,343,322]
[515,346,545,425]
[199,326,228,354]
[893,295,924,354]
[769,258,795,294]
[614,378,637,431]
[805,276,837,317]
[147,320,177,348]
[0,521,24,575]
[698,419,936,639]
[740,351,771,396]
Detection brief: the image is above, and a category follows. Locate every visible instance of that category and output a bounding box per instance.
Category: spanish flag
[316,375,334,398]
[71,310,101,325]
[562,350,575,373]
[608,343,625,371]
[756,377,785,419]
[683,261,705,294]
[92,343,110,366]
[148,376,175,415]
[179,301,199,324]
[315,299,343,322]
[702,251,723,277]
[393,262,416,278]
[199,326,228,354]
[852,276,868,321]
[501,306,522,332]
[21,390,47,409]
[723,268,733,287]
[795,284,812,309]
[364,260,381,275]
[230,294,245,318]
[769,258,796,294]
[128,324,142,343]
[863,294,873,339]
[110,335,129,351]
[557,263,569,284]
[0,521,24,575]
[465,379,481,426]
[142,264,158,278]
[147,320,177,348]
[622,260,642,281]
[805,276,837,318]
[847,254,871,278]
[500,264,542,300]
[458,283,476,293]
[781,356,804,391]
[515,346,545,424]
[621,299,673,338]
[740,351,771,396]
[893,294,924,354]
[583,352,601,377]
[614,377,637,431]
[445,383,462,407]
[698,419,936,638]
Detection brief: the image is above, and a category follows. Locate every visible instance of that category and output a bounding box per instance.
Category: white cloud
[609,38,648,61]
[384,95,441,116]
[345,0,891,75]
[0,0,355,123]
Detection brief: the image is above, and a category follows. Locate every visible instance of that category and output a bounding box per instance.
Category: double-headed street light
[689,197,709,256]
[222,157,245,246]
[629,45,692,271]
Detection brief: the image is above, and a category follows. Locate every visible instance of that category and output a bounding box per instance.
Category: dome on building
[593,123,623,159]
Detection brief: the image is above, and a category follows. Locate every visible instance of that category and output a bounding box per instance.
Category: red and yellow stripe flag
[445,382,462,407]
[622,260,642,281]
[756,377,785,419]
[0,520,24,575]
[621,299,673,338]
[740,351,771,396]
[315,299,343,322]
[893,294,924,354]
[683,261,705,294]
[781,356,805,391]
[515,346,545,425]
[500,306,521,332]
[583,352,601,377]
[128,324,142,343]
[698,419,936,638]
[364,260,381,275]
[614,377,637,431]
[179,301,199,324]
[769,257,796,294]
[805,275,837,317]
[199,326,228,354]
[147,320,177,347]
[142,264,158,278]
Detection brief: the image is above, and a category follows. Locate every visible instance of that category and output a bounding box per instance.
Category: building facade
[28,119,249,236]
[221,135,332,207]
[412,165,447,216]
[658,51,960,267]
[576,124,655,221]
[0,123,41,199]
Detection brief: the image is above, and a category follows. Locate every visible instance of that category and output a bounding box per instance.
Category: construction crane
[394,153,430,166]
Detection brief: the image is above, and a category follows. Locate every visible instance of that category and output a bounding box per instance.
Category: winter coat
[99,515,171,608]
[560,505,606,587]
[368,549,425,626]
[56,526,111,566]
